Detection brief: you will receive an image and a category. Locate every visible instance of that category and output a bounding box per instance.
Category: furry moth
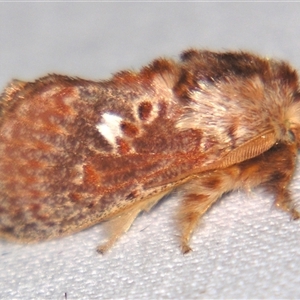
[1,49,300,254]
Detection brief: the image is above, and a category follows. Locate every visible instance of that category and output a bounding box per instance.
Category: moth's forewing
[0,50,300,250]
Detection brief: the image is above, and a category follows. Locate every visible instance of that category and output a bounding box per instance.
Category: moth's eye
[288,129,296,142]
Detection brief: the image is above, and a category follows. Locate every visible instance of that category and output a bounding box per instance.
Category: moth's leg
[177,143,299,254]
[273,187,300,219]
[97,190,170,254]
[97,206,142,254]
[263,145,300,220]
[177,193,220,254]
[238,142,300,219]
[176,167,240,254]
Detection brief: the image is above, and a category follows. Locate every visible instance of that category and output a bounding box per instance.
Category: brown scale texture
[0,49,300,253]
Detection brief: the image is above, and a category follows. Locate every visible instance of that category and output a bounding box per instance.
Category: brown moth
[1,49,300,254]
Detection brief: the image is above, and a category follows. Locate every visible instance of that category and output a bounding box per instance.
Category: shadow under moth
[0,49,300,254]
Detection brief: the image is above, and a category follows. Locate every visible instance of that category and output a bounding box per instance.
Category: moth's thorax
[173,51,300,151]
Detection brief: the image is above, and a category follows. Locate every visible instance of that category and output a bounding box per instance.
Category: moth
[0,49,300,254]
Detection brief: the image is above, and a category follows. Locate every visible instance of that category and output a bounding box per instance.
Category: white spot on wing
[96,112,123,146]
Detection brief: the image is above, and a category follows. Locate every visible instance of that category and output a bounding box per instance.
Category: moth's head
[270,60,300,148]
[286,91,300,148]
[268,64,300,149]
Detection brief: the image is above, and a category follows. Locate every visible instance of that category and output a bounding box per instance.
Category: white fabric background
[1,2,300,299]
